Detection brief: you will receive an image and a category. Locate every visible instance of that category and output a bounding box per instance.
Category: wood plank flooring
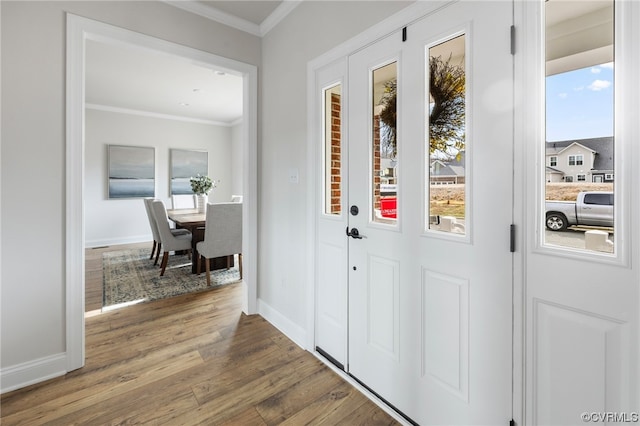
[1,243,399,425]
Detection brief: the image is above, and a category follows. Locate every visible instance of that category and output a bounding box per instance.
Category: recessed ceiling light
[179,102,190,107]
[192,88,202,93]
[215,71,226,76]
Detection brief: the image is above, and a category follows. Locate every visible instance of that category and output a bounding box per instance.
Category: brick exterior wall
[330,93,342,214]
[327,97,383,215]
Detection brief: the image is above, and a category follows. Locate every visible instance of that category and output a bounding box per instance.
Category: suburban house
[2,1,639,425]
[430,151,466,185]
[546,136,614,183]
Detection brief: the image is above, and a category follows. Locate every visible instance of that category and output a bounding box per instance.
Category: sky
[546,62,614,142]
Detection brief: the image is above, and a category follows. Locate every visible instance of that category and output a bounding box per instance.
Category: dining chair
[171,194,196,209]
[143,198,190,265]
[143,198,163,263]
[196,202,243,286]
[230,195,243,203]
[151,200,193,276]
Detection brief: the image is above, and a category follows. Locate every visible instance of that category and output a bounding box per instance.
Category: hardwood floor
[1,244,399,425]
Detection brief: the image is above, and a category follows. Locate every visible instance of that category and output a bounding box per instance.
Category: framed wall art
[170,149,208,194]
[108,145,155,199]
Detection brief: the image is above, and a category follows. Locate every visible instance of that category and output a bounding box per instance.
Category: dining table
[166,208,234,274]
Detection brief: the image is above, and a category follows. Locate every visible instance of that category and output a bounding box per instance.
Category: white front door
[347,2,514,424]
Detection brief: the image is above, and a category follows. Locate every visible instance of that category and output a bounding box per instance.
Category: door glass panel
[372,62,398,224]
[323,84,342,215]
[427,35,466,235]
[544,0,614,253]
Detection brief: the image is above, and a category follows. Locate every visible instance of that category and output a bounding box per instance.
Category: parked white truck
[545,191,614,231]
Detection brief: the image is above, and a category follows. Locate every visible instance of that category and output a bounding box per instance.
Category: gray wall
[1,0,259,375]
[85,109,233,247]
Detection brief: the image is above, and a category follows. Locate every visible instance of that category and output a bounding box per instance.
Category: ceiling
[545,0,613,75]
[85,1,291,125]
[85,39,244,125]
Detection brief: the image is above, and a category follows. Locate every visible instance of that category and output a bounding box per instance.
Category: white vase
[196,194,207,213]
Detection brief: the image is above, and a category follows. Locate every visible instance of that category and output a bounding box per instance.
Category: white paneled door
[346,1,514,424]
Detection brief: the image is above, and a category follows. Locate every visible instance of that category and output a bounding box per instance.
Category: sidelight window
[323,84,343,216]
[544,0,615,253]
[426,34,466,235]
[371,62,398,224]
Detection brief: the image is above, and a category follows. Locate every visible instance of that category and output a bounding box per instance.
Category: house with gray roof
[430,151,466,184]
[546,137,614,183]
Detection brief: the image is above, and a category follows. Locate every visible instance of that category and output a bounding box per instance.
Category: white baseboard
[1,353,67,394]
[85,234,151,248]
[257,298,307,349]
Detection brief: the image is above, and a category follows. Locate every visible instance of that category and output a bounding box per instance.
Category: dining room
[83,37,246,314]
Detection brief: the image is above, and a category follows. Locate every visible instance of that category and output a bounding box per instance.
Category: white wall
[1,0,259,387]
[85,109,233,247]
[258,1,411,340]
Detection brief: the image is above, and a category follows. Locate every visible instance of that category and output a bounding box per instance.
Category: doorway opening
[66,14,258,371]
[83,37,245,314]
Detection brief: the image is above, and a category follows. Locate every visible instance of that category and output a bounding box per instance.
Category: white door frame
[66,14,259,372]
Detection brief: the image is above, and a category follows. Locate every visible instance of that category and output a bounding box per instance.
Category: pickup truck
[545,191,614,231]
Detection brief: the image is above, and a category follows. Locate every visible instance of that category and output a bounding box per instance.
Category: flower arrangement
[189,174,215,195]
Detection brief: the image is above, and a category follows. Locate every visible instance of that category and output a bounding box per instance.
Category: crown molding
[86,103,234,126]
[163,1,262,37]
[163,0,301,37]
[261,1,302,35]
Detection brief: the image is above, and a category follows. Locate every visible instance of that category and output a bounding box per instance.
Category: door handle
[346,226,365,239]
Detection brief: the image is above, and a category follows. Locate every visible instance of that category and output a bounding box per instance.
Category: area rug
[102,248,241,309]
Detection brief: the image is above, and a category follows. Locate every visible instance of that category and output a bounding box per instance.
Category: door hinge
[510,25,516,55]
[510,224,516,253]
[402,26,407,42]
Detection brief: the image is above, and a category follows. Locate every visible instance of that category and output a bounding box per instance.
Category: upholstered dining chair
[196,202,243,286]
[151,200,193,276]
[143,198,190,265]
[143,198,162,263]
[171,194,196,209]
